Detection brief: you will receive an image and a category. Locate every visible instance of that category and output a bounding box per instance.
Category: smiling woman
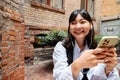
[52,9,120,80]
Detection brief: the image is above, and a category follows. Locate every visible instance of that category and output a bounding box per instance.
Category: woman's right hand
[71,47,108,79]
[77,48,108,68]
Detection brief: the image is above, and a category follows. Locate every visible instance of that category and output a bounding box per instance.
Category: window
[32,0,65,13]
[81,0,87,10]
[81,0,94,18]
[39,0,63,9]
[116,0,120,4]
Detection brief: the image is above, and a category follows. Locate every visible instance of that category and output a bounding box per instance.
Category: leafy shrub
[115,35,120,54]
[34,30,67,47]
[94,34,103,44]
[45,30,67,46]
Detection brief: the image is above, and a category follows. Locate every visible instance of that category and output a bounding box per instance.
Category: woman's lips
[74,30,84,34]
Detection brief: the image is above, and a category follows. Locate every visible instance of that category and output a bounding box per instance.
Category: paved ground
[25,58,120,80]
[25,60,53,80]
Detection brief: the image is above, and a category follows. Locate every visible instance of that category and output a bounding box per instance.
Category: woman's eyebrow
[78,18,85,21]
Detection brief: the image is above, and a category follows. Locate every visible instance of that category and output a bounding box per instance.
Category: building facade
[101,0,120,35]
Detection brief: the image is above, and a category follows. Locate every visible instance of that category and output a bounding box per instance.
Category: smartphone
[97,36,119,48]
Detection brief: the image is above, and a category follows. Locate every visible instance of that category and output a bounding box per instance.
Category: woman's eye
[80,21,86,24]
[71,22,77,25]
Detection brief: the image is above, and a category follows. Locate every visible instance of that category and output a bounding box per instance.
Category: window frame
[31,0,65,14]
[81,0,95,21]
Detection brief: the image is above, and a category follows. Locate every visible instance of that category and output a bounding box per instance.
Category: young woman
[53,9,119,80]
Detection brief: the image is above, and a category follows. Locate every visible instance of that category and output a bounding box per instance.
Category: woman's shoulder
[54,41,66,52]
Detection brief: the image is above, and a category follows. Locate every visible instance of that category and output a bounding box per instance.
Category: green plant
[94,34,103,44]
[115,35,120,54]
[45,30,67,46]
[34,30,67,47]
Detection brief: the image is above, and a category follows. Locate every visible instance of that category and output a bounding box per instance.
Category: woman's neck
[76,38,85,50]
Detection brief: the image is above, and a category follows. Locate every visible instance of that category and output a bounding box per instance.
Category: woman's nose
[76,23,82,28]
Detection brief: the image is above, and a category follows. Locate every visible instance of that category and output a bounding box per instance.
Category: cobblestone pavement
[25,61,53,80]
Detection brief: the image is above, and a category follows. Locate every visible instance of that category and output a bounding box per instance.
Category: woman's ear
[91,25,93,29]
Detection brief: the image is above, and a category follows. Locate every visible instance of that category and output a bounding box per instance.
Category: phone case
[97,36,119,48]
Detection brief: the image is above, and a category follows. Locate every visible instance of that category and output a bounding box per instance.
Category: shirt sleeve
[87,63,120,80]
[53,42,83,80]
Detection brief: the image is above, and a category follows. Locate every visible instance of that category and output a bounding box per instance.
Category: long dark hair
[62,9,97,64]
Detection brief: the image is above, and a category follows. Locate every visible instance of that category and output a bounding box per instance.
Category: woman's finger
[106,51,117,57]
[95,53,107,59]
[93,48,108,54]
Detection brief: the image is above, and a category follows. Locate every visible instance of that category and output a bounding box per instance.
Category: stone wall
[34,48,54,62]
[0,0,25,80]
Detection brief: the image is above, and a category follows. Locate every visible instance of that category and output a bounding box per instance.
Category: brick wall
[22,0,81,31]
[0,0,25,80]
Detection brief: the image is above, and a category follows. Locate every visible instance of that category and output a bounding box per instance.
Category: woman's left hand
[104,47,118,76]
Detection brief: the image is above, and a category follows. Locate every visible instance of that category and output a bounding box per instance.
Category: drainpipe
[86,0,88,10]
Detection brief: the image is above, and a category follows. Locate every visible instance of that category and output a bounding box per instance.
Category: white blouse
[53,41,120,80]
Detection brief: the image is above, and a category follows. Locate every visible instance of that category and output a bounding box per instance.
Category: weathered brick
[16,35,21,40]
[1,54,9,59]
[1,47,9,53]
[14,68,20,78]
[2,42,8,47]
[2,35,8,41]
[13,41,20,45]
[20,62,24,66]
[4,0,11,4]
[2,76,9,80]
[10,15,23,22]
[13,10,21,17]
[9,36,16,41]
[4,7,13,14]
[1,59,8,66]
[8,57,15,62]
[13,0,21,4]
[10,26,16,31]
[9,46,15,51]
[19,75,24,80]
[20,55,24,62]
[7,31,17,36]
[0,4,4,11]
[9,72,14,80]
[20,41,25,45]
[20,67,24,74]
[11,1,19,8]
[9,52,16,57]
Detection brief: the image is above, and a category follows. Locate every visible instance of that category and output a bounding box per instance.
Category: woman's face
[70,14,91,40]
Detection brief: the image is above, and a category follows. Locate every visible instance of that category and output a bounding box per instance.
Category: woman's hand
[104,47,118,76]
[77,48,108,68]
[71,48,108,79]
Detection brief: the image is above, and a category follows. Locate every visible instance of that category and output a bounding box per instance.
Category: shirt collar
[74,40,89,52]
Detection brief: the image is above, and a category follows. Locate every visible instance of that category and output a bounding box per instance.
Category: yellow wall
[102,0,120,17]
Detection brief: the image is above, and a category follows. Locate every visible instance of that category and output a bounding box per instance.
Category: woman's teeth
[75,30,83,34]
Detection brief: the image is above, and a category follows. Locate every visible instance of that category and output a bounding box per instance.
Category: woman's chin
[75,35,86,39]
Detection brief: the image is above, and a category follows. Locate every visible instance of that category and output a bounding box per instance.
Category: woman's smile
[70,14,91,39]
[74,29,84,34]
